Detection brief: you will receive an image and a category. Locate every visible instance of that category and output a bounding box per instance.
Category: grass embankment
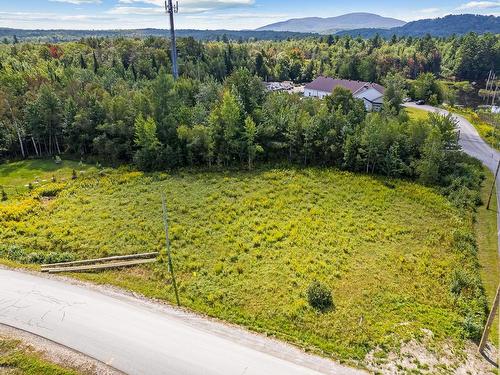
[0,336,78,375]
[406,106,500,346]
[475,169,499,345]
[0,160,488,366]
[451,108,500,151]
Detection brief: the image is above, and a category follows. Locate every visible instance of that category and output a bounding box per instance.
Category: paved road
[0,268,364,375]
[405,103,500,251]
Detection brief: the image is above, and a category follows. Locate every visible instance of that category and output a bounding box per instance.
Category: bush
[0,244,75,264]
[463,314,483,341]
[450,270,472,297]
[35,183,65,198]
[307,281,334,312]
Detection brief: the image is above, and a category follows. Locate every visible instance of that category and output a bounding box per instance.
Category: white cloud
[185,12,287,21]
[419,8,441,14]
[49,0,102,4]
[107,7,164,15]
[116,0,255,13]
[457,1,500,10]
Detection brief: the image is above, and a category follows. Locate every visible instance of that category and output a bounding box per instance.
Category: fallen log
[41,252,159,269]
[42,258,157,273]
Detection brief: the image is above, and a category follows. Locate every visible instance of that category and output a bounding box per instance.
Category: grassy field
[451,108,500,151]
[0,159,92,198]
[0,336,78,375]
[0,161,489,367]
[475,168,499,345]
[405,107,430,121]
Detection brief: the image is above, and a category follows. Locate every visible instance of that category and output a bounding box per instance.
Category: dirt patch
[0,324,122,375]
[365,330,498,374]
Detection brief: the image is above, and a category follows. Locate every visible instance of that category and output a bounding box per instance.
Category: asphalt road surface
[405,103,500,251]
[0,268,364,375]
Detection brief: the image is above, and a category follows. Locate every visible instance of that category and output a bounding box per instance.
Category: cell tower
[165,0,179,80]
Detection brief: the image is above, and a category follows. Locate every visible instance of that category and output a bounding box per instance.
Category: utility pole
[479,285,500,355]
[483,70,492,101]
[491,85,498,107]
[161,192,180,306]
[486,159,500,210]
[165,0,179,80]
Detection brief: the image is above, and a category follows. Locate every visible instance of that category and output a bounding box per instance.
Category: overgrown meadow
[0,162,487,365]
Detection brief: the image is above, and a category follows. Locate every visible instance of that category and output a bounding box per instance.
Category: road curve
[405,103,500,252]
[0,268,364,375]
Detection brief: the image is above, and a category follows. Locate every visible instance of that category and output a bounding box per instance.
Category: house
[304,76,385,111]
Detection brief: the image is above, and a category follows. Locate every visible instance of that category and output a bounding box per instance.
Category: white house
[304,76,385,111]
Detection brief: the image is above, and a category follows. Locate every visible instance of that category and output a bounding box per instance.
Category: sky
[0,0,499,30]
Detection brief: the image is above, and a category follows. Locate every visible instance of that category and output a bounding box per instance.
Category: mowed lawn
[0,159,92,197]
[405,106,430,121]
[0,163,486,363]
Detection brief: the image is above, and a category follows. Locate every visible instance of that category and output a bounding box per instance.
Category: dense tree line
[0,35,489,207]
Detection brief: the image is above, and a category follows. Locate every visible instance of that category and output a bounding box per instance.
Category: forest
[0,33,498,204]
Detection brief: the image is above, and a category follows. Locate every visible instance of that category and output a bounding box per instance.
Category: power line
[161,192,180,306]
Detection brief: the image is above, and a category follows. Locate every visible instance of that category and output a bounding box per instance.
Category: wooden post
[487,160,500,210]
[162,192,180,306]
[479,285,500,354]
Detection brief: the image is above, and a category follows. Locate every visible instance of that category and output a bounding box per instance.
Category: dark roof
[304,76,385,95]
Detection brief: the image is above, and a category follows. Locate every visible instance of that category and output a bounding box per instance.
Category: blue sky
[0,0,498,30]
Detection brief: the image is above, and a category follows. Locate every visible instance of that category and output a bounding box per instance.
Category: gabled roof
[304,76,385,95]
[357,87,384,102]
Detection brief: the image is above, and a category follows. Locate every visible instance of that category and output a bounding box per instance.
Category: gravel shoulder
[0,323,121,375]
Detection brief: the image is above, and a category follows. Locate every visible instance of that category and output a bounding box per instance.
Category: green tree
[383,72,407,115]
[134,115,161,171]
[244,116,261,170]
[413,72,443,104]
[417,128,444,185]
[209,90,243,165]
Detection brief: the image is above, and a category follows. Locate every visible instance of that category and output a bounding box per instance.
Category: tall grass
[0,164,487,363]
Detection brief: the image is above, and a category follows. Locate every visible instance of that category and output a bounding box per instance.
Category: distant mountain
[337,14,500,37]
[0,28,317,43]
[256,13,406,34]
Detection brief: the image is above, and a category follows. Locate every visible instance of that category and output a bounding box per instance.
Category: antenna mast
[165,0,179,80]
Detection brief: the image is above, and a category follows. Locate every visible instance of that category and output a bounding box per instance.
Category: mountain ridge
[256,12,406,33]
[336,14,500,37]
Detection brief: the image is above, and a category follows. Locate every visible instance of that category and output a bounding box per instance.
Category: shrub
[450,270,471,298]
[307,281,334,312]
[463,314,483,341]
[0,245,76,264]
[35,183,65,198]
